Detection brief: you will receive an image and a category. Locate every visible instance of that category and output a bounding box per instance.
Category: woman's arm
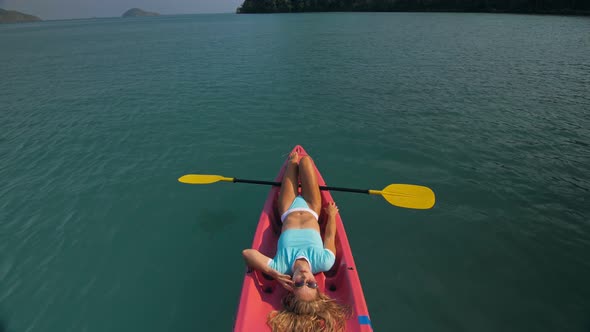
[242,249,293,291]
[242,249,274,275]
[323,202,338,256]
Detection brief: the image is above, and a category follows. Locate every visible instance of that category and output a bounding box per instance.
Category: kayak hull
[234,145,372,332]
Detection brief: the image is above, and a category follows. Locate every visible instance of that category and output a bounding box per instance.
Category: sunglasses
[294,281,319,289]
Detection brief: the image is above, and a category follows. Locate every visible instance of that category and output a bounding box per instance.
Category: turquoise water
[1,12,589,331]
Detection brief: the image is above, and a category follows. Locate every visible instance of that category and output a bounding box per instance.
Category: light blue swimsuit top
[268,229,335,275]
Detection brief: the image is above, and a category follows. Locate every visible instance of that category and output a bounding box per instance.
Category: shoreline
[3,10,588,24]
[237,9,590,16]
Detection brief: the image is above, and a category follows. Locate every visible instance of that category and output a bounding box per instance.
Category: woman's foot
[289,151,300,164]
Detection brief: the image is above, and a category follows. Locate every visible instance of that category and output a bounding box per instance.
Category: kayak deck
[234,145,372,331]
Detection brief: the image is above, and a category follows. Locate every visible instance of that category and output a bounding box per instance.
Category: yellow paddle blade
[370,184,435,209]
[178,174,234,185]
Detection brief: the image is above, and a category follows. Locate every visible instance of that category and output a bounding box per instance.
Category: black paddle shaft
[233,178,370,194]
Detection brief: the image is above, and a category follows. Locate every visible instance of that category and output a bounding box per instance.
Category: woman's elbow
[242,249,254,260]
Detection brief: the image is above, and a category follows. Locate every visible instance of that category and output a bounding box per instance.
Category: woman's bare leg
[299,156,321,215]
[277,152,300,216]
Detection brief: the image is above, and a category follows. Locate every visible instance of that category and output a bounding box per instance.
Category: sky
[0,0,244,20]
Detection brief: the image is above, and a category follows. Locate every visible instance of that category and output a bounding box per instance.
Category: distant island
[237,0,590,15]
[0,8,41,23]
[122,8,160,17]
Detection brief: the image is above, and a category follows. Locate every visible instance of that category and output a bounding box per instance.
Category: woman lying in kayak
[242,151,349,332]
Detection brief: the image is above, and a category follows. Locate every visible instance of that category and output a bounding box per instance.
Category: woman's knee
[299,156,313,168]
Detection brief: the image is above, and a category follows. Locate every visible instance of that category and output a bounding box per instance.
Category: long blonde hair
[267,292,351,332]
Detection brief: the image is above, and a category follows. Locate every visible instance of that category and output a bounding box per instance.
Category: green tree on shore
[237,0,590,14]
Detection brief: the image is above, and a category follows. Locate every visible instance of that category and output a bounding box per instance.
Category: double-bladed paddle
[178,174,435,210]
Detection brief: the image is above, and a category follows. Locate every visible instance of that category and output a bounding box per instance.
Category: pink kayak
[234,145,372,331]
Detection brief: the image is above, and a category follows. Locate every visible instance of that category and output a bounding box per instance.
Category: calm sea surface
[1,12,589,332]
